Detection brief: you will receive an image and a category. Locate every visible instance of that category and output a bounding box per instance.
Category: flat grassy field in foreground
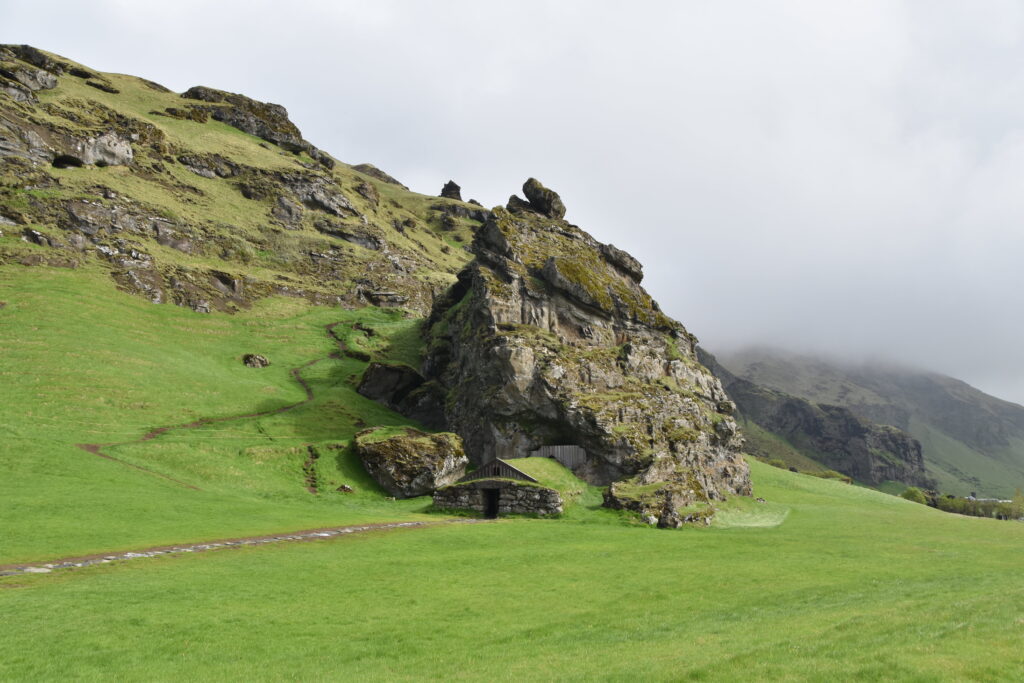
[3,459,1023,681]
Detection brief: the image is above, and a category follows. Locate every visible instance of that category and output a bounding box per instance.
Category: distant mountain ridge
[698,348,933,490]
[718,348,1024,497]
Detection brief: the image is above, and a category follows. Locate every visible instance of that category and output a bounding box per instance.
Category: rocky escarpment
[0,46,485,315]
[699,349,933,487]
[178,85,335,169]
[416,179,750,519]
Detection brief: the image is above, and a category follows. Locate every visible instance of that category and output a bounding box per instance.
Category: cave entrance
[52,155,85,169]
[483,488,500,519]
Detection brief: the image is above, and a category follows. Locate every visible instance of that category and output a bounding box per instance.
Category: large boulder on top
[440,180,462,201]
[522,177,566,219]
[354,427,468,498]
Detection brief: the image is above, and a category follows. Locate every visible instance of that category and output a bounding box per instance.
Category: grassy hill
[0,45,490,563]
[0,264,449,562]
[722,348,1024,497]
[4,459,1024,680]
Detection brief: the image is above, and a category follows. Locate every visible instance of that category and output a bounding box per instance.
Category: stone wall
[433,478,563,516]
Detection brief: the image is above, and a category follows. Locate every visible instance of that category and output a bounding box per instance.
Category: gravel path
[0,519,486,577]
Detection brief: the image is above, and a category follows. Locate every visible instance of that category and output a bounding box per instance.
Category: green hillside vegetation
[1,46,483,317]
[4,460,1024,680]
[737,418,829,473]
[0,265,442,563]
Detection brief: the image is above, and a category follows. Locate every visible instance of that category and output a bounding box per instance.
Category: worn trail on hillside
[75,321,353,490]
[0,519,490,577]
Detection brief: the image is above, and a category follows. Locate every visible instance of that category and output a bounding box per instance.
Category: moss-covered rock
[354,427,468,498]
[422,180,751,521]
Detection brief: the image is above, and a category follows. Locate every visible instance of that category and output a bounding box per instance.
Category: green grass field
[0,264,443,563]
[4,264,1024,680]
[3,459,1023,680]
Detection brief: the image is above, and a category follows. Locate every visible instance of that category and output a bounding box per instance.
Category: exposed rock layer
[421,180,751,511]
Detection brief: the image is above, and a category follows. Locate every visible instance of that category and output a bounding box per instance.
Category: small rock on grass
[243,353,270,368]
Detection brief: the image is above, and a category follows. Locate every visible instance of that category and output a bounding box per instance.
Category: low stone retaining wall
[433,478,563,516]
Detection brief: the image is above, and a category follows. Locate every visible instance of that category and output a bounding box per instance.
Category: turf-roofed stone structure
[421,179,751,522]
[433,458,563,517]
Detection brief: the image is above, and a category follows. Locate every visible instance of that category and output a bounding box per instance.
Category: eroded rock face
[357,362,445,429]
[79,131,133,166]
[354,427,468,498]
[422,181,751,513]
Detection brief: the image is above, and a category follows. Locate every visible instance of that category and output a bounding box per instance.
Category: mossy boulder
[522,177,565,219]
[354,427,468,498]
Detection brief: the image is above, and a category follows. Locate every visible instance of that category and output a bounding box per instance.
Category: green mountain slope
[721,348,1024,497]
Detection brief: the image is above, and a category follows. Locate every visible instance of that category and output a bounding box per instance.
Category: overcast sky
[5,1,1024,402]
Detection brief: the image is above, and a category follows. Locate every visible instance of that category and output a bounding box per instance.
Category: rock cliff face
[421,180,751,507]
[699,349,933,487]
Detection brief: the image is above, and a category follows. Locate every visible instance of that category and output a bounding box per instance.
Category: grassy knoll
[0,264,443,563]
[2,459,1023,680]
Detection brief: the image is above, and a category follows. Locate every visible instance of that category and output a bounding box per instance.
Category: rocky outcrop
[421,180,750,519]
[357,362,445,429]
[440,180,462,201]
[0,46,496,321]
[352,163,407,189]
[78,131,134,166]
[699,348,933,488]
[354,427,468,498]
[433,479,563,516]
[604,483,714,528]
[522,177,566,219]
[181,85,334,168]
[0,45,59,102]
